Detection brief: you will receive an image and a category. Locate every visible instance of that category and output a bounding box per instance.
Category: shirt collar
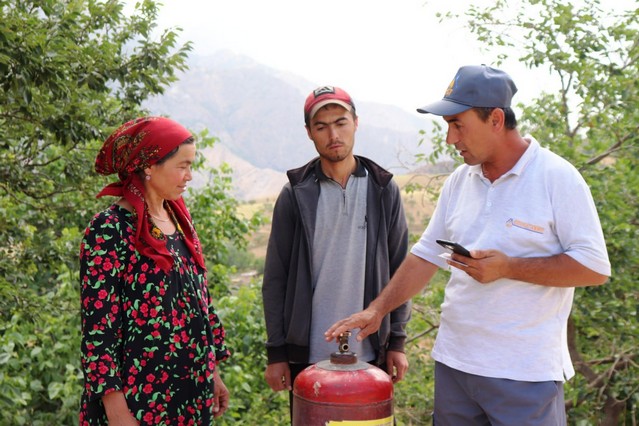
[470,135,540,179]
[314,157,367,181]
[511,135,539,176]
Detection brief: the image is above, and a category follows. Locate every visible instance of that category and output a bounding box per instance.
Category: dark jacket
[262,155,411,366]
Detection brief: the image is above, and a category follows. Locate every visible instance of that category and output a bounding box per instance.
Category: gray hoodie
[262,155,411,366]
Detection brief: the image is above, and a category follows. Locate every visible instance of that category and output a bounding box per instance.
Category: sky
[126,0,552,117]
[130,0,634,117]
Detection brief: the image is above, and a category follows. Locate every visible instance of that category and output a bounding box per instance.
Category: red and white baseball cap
[304,86,354,124]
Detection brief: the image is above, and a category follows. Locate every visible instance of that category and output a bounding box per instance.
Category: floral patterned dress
[79,204,230,425]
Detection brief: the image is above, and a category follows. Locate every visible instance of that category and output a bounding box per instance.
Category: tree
[0,1,256,423]
[0,0,191,317]
[428,1,638,423]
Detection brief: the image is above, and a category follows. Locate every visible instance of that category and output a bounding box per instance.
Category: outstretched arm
[325,254,438,342]
[449,250,608,287]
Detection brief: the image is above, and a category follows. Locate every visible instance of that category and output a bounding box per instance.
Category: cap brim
[416,99,472,116]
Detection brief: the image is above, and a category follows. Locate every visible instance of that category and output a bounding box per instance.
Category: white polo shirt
[411,136,610,382]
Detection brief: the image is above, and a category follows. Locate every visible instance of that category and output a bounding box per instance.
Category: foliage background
[0,0,637,425]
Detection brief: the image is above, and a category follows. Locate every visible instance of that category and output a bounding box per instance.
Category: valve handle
[331,331,357,364]
[337,331,351,353]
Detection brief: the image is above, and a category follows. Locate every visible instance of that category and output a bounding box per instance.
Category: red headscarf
[95,116,205,273]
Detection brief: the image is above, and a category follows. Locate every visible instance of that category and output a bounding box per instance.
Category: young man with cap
[262,86,411,419]
[326,65,611,424]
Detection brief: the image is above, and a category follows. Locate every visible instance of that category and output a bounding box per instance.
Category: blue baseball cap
[417,65,518,116]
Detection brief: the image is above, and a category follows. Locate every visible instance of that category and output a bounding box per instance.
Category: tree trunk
[567,316,625,425]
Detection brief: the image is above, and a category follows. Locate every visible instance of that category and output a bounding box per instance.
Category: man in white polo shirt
[326,65,611,425]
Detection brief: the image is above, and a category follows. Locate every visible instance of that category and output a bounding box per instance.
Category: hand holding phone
[436,239,472,257]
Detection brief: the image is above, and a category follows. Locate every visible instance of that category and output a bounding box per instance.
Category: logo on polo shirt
[506,218,545,234]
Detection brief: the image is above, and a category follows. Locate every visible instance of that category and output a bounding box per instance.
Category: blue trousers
[433,362,566,426]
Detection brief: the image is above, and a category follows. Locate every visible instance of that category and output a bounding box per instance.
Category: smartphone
[436,239,472,257]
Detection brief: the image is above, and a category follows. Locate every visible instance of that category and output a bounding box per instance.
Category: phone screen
[436,239,472,257]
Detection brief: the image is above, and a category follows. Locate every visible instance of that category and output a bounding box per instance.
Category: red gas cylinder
[292,332,394,425]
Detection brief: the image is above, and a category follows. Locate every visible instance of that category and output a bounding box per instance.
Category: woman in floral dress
[80,117,231,425]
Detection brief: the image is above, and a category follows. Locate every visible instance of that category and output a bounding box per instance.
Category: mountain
[144,51,433,200]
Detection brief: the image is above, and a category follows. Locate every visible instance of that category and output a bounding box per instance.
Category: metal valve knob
[330,331,356,365]
[338,331,351,353]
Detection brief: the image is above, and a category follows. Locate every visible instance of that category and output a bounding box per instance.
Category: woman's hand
[213,368,230,417]
[102,391,139,425]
